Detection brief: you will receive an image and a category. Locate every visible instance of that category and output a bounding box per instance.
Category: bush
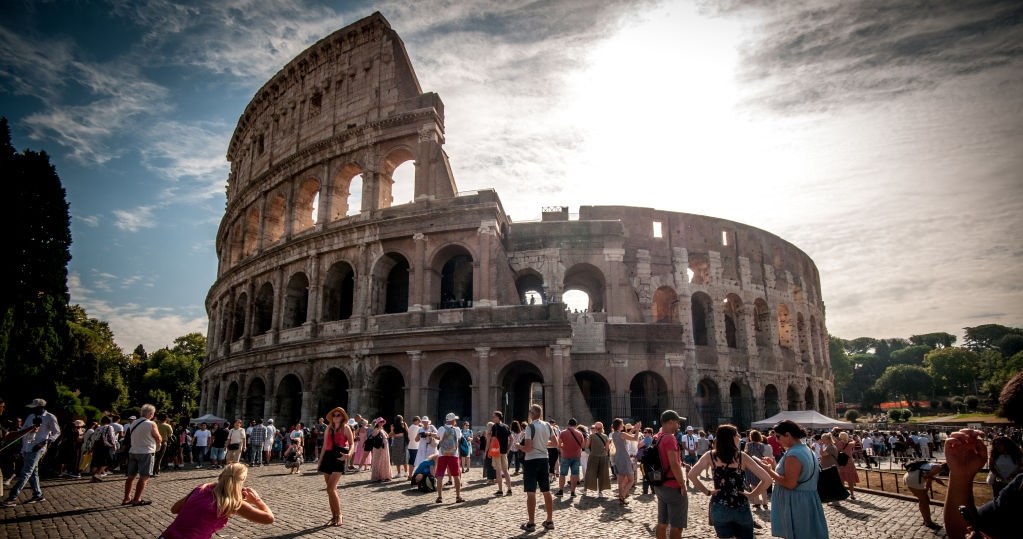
[888,409,903,423]
[941,400,953,410]
[930,400,940,409]
[966,395,980,411]
[844,409,860,422]
[901,408,913,421]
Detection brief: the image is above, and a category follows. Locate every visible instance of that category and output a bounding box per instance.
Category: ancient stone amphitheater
[201,12,834,430]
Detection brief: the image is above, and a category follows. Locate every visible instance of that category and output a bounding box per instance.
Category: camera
[33,416,43,426]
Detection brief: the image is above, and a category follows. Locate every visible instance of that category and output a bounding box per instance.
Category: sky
[1,0,1021,353]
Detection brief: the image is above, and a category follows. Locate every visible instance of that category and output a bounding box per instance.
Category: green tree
[829,335,852,394]
[910,332,957,348]
[873,364,933,400]
[925,347,980,396]
[142,346,201,413]
[0,117,72,408]
[890,344,931,366]
[65,305,129,411]
[844,409,860,422]
[963,324,1023,352]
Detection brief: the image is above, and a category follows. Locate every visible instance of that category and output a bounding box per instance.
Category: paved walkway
[2,464,947,538]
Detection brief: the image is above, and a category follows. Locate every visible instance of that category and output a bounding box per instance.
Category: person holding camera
[160,462,274,539]
[2,398,60,507]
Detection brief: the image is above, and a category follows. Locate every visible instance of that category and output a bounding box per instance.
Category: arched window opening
[274,375,302,427]
[245,378,266,420]
[574,371,612,424]
[688,253,710,285]
[753,299,770,347]
[372,253,410,315]
[725,315,737,348]
[696,378,721,430]
[563,263,606,312]
[347,175,363,215]
[242,207,260,257]
[786,385,800,411]
[229,221,243,267]
[500,361,544,422]
[630,371,668,426]
[310,192,320,225]
[563,290,590,313]
[804,387,815,411]
[329,164,364,221]
[652,286,679,323]
[322,262,355,321]
[293,178,320,233]
[282,272,309,329]
[797,312,809,360]
[384,148,416,208]
[691,292,714,346]
[818,389,826,413]
[729,382,753,429]
[264,193,286,245]
[317,368,349,418]
[232,292,248,341]
[431,245,474,309]
[777,304,793,349]
[515,271,546,305]
[254,283,274,334]
[428,363,473,423]
[764,385,780,417]
[367,366,405,419]
[224,382,239,419]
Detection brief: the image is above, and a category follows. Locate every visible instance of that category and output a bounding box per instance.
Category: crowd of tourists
[1,372,1021,539]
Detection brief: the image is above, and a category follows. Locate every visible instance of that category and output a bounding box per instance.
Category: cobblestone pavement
[2,464,947,538]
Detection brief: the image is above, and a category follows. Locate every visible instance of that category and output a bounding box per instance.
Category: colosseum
[200,12,834,431]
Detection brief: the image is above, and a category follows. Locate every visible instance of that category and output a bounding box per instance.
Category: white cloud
[76,214,100,227]
[112,205,157,232]
[140,120,232,203]
[69,272,207,353]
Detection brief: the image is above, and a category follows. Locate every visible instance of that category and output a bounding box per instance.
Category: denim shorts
[209,447,226,461]
[710,503,754,539]
[559,457,581,477]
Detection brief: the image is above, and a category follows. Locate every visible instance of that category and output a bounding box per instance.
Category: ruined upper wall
[224,12,434,203]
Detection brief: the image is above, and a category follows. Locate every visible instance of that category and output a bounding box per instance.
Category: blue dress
[770,443,829,539]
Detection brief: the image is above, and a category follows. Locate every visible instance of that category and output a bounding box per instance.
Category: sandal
[435,496,443,503]
[326,514,340,526]
[520,522,536,532]
[132,500,152,506]
[542,521,555,530]
[455,497,465,503]
[121,499,132,506]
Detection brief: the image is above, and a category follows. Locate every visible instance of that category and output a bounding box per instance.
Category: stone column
[271,267,284,344]
[216,380,227,419]
[307,254,321,337]
[475,347,492,424]
[476,220,498,306]
[243,279,255,350]
[257,193,267,253]
[407,351,423,414]
[549,340,571,424]
[301,390,315,427]
[612,356,630,418]
[410,233,427,311]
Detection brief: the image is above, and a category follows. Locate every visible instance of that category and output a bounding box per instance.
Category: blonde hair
[838,431,850,443]
[214,463,247,517]
[821,433,833,444]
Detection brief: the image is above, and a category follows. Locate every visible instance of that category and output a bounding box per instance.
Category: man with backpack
[520,404,558,533]
[434,413,465,504]
[555,418,584,497]
[645,409,688,539]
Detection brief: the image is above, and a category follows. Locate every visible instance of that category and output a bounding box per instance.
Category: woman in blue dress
[761,420,829,539]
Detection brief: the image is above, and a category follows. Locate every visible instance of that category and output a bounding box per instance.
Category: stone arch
[371,252,410,314]
[317,367,350,418]
[696,378,722,429]
[810,315,823,364]
[225,381,239,420]
[729,380,754,428]
[818,389,826,414]
[217,297,230,347]
[293,177,321,233]
[367,365,405,420]
[232,292,248,341]
[764,384,780,417]
[254,282,274,334]
[630,371,668,426]
[724,294,744,349]
[274,374,303,427]
[322,261,355,321]
[515,269,546,305]
[242,206,260,257]
[282,272,309,328]
[229,220,243,267]
[777,304,794,349]
[786,384,800,411]
[430,244,474,308]
[563,263,606,312]
[499,360,545,423]
[688,252,711,284]
[381,146,416,208]
[427,362,473,424]
[209,383,220,415]
[264,193,286,245]
[652,286,680,323]
[753,298,770,347]
[574,371,612,424]
[329,163,363,220]
[797,312,809,360]
[245,377,266,420]
[804,387,815,411]
[691,291,715,346]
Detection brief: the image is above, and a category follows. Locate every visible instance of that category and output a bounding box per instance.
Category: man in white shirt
[521,404,557,532]
[193,423,210,468]
[407,417,421,469]
[414,417,438,468]
[2,399,60,506]
[123,404,161,506]
[681,426,698,488]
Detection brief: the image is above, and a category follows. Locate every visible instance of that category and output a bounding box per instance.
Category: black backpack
[640,434,666,486]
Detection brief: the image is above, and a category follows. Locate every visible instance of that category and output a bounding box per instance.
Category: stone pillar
[301,390,315,427]
[612,356,630,417]
[257,193,267,253]
[216,380,227,419]
[271,267,284,344]
[316,162,330,228]
[665,353,688,420]
[549,340,571,424]
[603,248,625,315]
[475,347,491,424]
[307,254,321,337]
[476,220,498,306]
[410,233,427,311]
[407,351,423,414]
[243,279,255,350]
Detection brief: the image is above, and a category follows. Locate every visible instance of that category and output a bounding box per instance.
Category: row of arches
[224,153,416,269]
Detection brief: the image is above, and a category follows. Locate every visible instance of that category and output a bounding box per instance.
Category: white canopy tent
[751,410,853,431]
[190,413,228,425]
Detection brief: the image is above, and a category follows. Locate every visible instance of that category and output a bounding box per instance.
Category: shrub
[965,395,980,411]
[844,409,860,422]
[901,408,913,421]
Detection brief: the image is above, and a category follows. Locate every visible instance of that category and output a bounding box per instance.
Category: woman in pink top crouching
[160,463,274,539]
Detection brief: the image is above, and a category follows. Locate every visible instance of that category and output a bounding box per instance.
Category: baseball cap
[659,409,682,424]
[445,412,459,421]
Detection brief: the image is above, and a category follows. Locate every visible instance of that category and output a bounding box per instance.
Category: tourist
[583,421,611,497]
[315,417,327,458]
[352,418,371,471]
[262,419,275,464]
[411,453,438,492]
[651,410,688,539]
[122,403,162,507]
[317,406,353,527]
[160,462,274,538]
[434,413,464,503]
[482,422,497,483]
[489,411,513,495]
[760,420,829,539]
[57,419,84,478]
[610,418,640,505]
[390,415,409,478]
[766,430,783,459]
[696,429,711,479]
[818,433,839,469]
[460,421,473,472]
[689,424,771,539]
[681,425,698,487]
[248,419,265,467]
[2,398,60,507]
[835,431,859,499]
[986,436,1022,498]
[903,461,946,529]
[154,414,173,475]
[209,422,228,469]
[413,416,438,469]
[369,417,391,482]
[637,426,655,495]
[520,404,556,532]
[744,430,770,510]
[509,420,523,474]
[283,435,302,474]
[556,418,584,497]
[225,420,246,465]
[406,416,421,474]
[193,423,210,468]
[547,419,562,485]
[89,416,116,482]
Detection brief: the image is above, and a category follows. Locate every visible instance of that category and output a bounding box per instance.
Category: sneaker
[505,490,512,496]
[555,489,564,497]
[570,491,576,497]
[27,496,45,504]
[495,490,504,496]
[1,500,16,507]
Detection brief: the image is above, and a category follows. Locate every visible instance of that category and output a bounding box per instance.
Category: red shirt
[559,428,585,459]
[657,432,682,489]
[767,435,782,457]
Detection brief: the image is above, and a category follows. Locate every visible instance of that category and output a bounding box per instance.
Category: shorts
[547,448,560,474]
[653,484,688,529]
[710,504,754,539]
[436,455,461,478]
[559,457,581,477]
[210,447,226,461]
[523,458,550,493]
[127,452,155,477]
[683,453,697,466]
[492,453,509,472]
